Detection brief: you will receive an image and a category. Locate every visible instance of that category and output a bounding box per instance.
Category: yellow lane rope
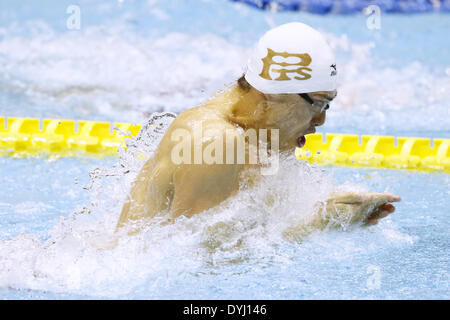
[0,117,449,172]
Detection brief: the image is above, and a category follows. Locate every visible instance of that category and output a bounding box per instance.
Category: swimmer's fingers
[326,192,400,226]
[329,192,401,206]
[362,193,399,225]
[364,203,396,226]
[367,193,400,213]
[367,193,401,205]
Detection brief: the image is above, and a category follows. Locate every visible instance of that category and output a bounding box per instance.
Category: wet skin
[117,83,401,236]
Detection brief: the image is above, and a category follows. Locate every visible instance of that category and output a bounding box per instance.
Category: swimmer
[117,22,400,237]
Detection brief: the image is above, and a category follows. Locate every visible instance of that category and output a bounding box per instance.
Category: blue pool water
[0,156,448,299]
[0,0,449,299]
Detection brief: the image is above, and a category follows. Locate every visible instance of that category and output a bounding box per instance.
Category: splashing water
[0,0,448,299]
[0,112,409,298]
[0,1,449,137]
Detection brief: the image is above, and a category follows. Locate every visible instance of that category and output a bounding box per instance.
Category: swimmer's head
[237,22,338,150]
[236,75,336,150]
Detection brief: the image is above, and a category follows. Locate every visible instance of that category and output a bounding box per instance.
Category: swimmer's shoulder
[170,104,232,130]
[157,104,230,142]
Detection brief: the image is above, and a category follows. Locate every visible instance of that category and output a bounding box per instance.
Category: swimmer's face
[262,90,337,150]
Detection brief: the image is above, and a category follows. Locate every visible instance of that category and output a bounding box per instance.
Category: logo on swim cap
[259,48,312,81]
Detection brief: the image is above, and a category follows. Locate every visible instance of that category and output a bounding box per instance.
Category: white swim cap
[244,22,337,94]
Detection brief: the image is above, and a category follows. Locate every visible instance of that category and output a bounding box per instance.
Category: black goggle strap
[299,93,329,111]
[299,93,314,105]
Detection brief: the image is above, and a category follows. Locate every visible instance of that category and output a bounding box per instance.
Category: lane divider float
[295,133,449,172]
[0,117,449,172]
[0,117,140,158]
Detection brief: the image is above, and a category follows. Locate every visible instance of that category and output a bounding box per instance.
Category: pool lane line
[0,117,449,172]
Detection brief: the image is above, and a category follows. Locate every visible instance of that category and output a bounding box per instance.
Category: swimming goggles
[299,93,330,113]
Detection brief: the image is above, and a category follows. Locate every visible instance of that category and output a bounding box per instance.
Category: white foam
[0,22,247,121]
[0,113,412,297]
[0,20,448,135]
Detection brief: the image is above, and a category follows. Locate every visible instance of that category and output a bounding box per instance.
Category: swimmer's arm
[284,192,401,240]
[170,163,242,220]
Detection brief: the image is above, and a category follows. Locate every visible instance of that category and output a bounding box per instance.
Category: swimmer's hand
[284,192,401,241]
[325,192,401,226]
